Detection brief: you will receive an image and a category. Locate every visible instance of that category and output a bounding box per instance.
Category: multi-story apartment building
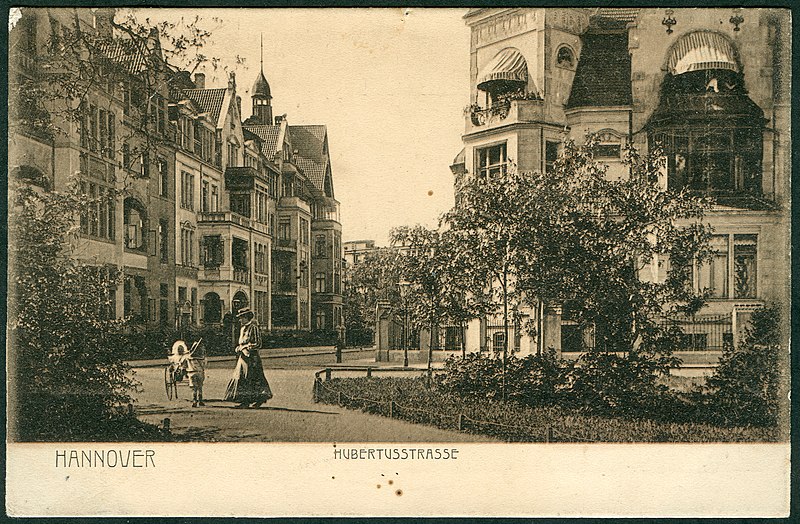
[243,67,344,333]
[9,8,343,341]
[451,8,790,356]
[10,8,180,330]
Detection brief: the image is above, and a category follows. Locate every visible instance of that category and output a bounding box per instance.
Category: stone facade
[453,7,790,357]
[9,8,344,341]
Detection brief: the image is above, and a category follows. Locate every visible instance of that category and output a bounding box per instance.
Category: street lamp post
[398,280,411,368]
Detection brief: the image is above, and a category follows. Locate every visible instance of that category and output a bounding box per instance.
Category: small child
[169,340,189,380]
[186,338,207,407]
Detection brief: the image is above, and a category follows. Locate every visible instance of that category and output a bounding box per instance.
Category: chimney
[94,8,115,39]
[193,73,205,89]
[228,71,236,90]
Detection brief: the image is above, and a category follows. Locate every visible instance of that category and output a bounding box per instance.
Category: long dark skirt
[223,350,273,405]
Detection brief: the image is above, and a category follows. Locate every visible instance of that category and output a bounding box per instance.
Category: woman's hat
[236,306,254,318]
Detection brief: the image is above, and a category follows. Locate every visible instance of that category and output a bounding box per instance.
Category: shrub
[566,351,679,419]
[435,350,573,406]
[698,305,783,427]
[436,352,505,400]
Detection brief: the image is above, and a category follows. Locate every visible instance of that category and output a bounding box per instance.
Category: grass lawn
[316,376,782,443]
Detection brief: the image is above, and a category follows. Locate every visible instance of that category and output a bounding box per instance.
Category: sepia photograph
[6,5,792,517]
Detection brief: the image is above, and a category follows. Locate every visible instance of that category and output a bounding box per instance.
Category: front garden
[314,308,786,443]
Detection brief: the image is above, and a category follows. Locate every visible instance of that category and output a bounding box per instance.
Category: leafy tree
[343,247,404,344]
[442,136,713,396]
[8,8,223,439]
[391,225,489,365]
[8,181,136,440]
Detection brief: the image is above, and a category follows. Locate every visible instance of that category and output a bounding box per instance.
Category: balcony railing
[465,97,544,132]
[198,211,252,228]
[275,238,297,250]
[469,102,511,126]
[233,268,250,284]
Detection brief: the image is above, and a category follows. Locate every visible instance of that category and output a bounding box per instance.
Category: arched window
[202,292,222,324]
[12,165,50,190]
[123,198,147,251]
[556,45,575,69]
[647,32,765,197]
[232,291,249,314]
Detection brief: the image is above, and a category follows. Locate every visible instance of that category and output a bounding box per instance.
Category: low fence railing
[311,367,597,443]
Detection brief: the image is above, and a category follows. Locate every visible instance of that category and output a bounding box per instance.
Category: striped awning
[477,48,529,91]
[667,31,740,76]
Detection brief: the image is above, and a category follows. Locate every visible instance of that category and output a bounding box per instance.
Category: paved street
[132,351,495,442]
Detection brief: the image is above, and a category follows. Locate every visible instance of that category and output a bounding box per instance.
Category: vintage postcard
[6,6,791,517]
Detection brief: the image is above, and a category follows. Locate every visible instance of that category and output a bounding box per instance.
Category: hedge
[315,376,781,443]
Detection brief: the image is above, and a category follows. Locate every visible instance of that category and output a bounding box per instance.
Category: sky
[141,8,471,245]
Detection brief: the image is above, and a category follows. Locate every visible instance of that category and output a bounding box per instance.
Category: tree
[443,136,713,397]
[390,225,487,368]
[10,8,223,185]
[343,247,404,344]
[8,181,135,440]
[8,8,223,439]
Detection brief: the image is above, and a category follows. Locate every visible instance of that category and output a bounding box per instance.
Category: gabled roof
[289,125,331,194]
[566,31,632,109]
[289,125,327,159]
[295,156,326,192]
[244,124,281,158]
[99,40,149,74]
[182,88,227,126]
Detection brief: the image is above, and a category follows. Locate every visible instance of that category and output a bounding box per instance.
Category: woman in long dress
[224,307,273,408]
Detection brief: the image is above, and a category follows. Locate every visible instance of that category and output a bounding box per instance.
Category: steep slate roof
[244,124,281,158]
[99,40,149,74]
[252,70,272,98]
[182,88,227,125]
[566,31,632,109]
[289,125,329,192]
[295,156,326,191]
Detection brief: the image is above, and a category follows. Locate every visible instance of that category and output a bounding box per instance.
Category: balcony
[465,98,544,135]
[278,196,311,213]
[274,238,297,251]
[313,200,341,223]
[197,211,269,235]
[233,268,250,284]
[225,166,258,190]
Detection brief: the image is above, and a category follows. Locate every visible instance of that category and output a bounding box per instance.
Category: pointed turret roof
[252,34,272,99]
[252,70,272,99]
